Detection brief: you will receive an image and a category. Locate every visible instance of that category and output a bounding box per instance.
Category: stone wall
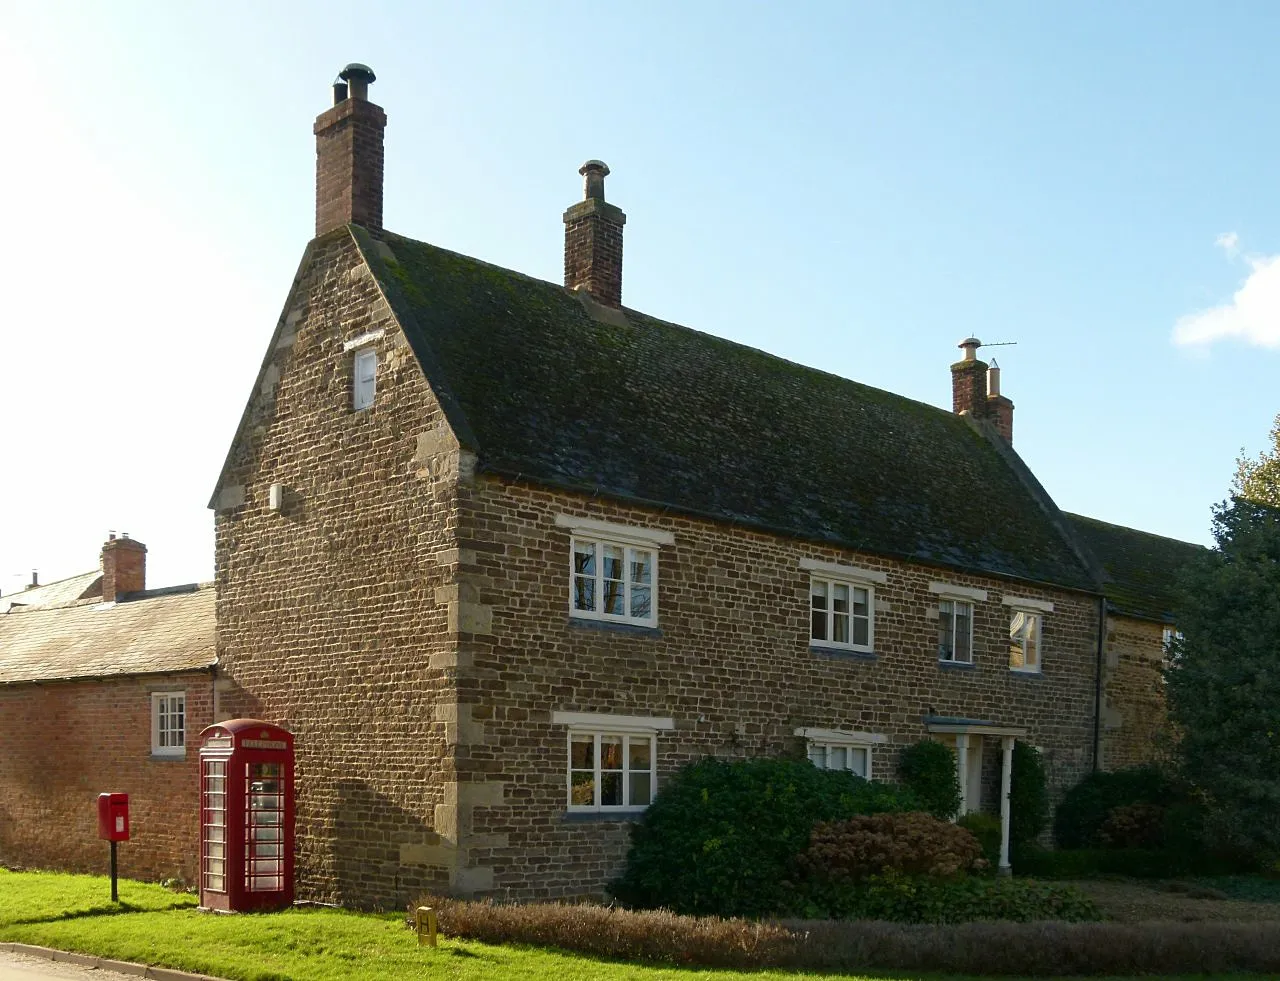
[0,671,213,882]
[1100,615,1174,770]
[451,476,1103,899]
[213,229,465,908]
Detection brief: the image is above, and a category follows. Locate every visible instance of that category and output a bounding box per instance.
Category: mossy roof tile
[1064,513,1207,622]
[357,226,1097,592]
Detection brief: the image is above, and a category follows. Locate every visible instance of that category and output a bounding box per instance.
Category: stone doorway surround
[925,716,1027,873]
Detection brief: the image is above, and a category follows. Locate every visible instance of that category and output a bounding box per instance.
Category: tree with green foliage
[1234,412,1280,507]
[1165,494,1280,860]
[898,740,961,821]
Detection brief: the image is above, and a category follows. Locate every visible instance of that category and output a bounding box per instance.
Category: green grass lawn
[0,868,1270,981]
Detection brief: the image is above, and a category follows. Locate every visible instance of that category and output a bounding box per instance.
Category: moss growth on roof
[356,226,1096,591]
[1064,513,1208,622]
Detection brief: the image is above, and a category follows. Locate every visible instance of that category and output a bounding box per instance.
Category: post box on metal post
[96,793,129,902]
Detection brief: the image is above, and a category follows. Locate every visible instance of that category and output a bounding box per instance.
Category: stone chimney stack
[314,63,386,237]
[101,532,146,602]
[951,337,989,419]
[986,359,1014,444]
[563,160,626,308]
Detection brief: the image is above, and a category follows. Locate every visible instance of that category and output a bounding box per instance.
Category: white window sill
[938,659,976,669]
[568,615,661,636]
[1009,667,1043,676]
[150,751,187,761]
[810,642,875,655]
[562,809,648,823]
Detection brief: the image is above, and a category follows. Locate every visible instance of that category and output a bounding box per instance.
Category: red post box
[96,793,129,841]
[198,720,295,912]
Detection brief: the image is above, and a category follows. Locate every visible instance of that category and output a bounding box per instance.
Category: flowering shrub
[796,812,986,881]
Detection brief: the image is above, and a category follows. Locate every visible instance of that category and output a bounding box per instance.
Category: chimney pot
[332,80,349,104]
[29,570,38,589]
[580,160,610,201]
[987,359,1001,398]
[339,62,376,100]
[959,337,982,362]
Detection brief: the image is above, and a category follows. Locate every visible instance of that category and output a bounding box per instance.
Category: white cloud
[1173,236,1280,349]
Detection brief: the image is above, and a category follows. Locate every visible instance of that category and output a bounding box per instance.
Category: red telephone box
[198,720,295,912]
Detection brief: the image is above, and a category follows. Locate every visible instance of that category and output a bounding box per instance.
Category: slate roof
[0,584,216,684]
[354,227,1098,593]
[0,570,101,613]
[1064,513,1208,623]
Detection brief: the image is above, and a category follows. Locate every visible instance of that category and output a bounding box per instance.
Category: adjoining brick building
[0,535,215,882]
[201,65,1202,907]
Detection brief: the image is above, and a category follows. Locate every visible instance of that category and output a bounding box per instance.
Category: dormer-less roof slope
[1064,513,1208,623]
[0,570,101,613]
[354,227,1097,593]
[0,585,216,685]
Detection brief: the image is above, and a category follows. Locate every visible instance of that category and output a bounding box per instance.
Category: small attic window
[353,348,377,411]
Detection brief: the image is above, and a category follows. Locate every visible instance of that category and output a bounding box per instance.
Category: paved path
[0,948,222,981]
[0,950,133,980]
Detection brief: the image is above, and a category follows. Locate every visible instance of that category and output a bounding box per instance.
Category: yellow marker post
[415,906,438,947]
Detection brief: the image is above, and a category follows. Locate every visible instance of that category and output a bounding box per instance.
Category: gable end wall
[213,232,465,907]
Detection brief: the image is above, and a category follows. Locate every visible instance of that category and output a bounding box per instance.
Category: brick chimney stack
[986,359,1014,444]
[951,337,989,419]
[314,63,386,237]
[101,532,146,602]
[563,160,626,308]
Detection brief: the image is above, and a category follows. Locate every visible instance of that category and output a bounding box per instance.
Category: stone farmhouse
[0,65,1205,905]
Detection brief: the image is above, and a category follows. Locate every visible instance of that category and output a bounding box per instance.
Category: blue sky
[2,1,1278,591]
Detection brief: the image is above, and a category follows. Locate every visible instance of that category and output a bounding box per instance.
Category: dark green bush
[799,871,1101,924]
[957,812,1002,868]
[898,740,960,820]
[1012,845,1254,879]
[613,756,914,916]
[1010,742,1049,845]
[1052,765,1180,849]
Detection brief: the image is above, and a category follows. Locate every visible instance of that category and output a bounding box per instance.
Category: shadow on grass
[11,899,194,926]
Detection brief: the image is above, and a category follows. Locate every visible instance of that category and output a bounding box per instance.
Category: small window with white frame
[557,516,672,628]
[1008,611,1042,672]
[796,727,886,779]
[810,576,873,651]
[151,691,186,757]
[938,599,974,663]
[352,347,377,411]
[571,538,657,625]
[1161,625,1183,679]
[554,712,673,813]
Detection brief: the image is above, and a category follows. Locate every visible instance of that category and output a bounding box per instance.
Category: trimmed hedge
[415,894,1280,975]
[1010,741,1049,845]
[1013,845,1254,879]
[897,740,961,820]
[613,757,915,916]
[797,872,1100,924]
